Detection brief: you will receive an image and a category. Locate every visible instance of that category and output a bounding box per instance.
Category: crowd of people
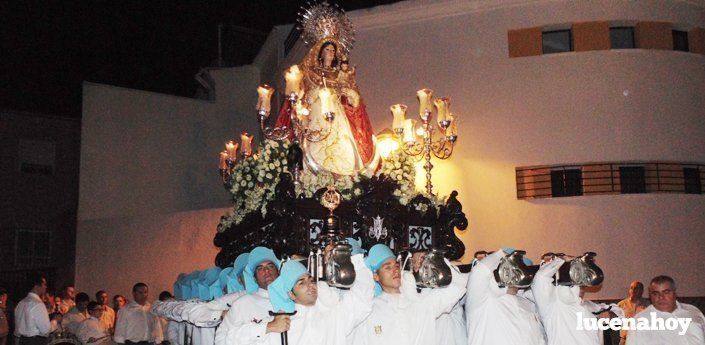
[2,245,704,345]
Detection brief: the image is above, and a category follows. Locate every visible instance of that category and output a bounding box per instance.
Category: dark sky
[1,1,400,118]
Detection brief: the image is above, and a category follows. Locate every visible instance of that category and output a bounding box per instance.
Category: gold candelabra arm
[401,140,425,157]
[260,120,292,141]
[430,137,455,160]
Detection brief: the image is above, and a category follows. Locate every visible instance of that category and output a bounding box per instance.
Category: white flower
[246,174,252,181]
[274,160,280,167]
[265,173,273,179]
[236,174,242,182]
[259,170,265,177]
[257,176,263,183]
[269,163,275,170]
[240,180,246,187]
[248,181,254,188]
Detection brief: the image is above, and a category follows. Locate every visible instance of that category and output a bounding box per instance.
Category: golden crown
[298,1,355,55]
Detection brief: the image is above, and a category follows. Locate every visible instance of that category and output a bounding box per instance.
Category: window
[673,30,689,51]
[543,30,572,54]
[18,139,55,175]
[620,166,646,193]
[551,169,583,197]
[610,27,635,49]
[684,168,702,194]
[15,228,52,268]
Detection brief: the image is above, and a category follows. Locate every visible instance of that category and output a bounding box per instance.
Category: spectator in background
[77,302,111,345]
[14,274,51,345]
[0,287,9,345]
[59,286,76,314]
[95,291,115,333]
[113,295,127,314]
[53,296,63,315]
[43,291,56,314]
[617,281,649,345]
[62,292,90,334]
[627,275,705,345]
[113,283,163,345]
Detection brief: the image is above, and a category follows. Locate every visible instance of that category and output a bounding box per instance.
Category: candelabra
[257,89,334,144]
[392,89,458,195]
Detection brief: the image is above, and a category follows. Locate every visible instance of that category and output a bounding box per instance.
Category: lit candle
[319,88,333,114]
[240,132,254,156]
[403,119,417,144]
[225,140,238,161]
[284,65,303,96]
[390,104,407,132]
[219,151,229,170]
[416,88,433,120]
[434,97,450,127]
[256,84,274,115]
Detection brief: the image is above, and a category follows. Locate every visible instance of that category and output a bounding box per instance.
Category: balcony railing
[516,161,705,199]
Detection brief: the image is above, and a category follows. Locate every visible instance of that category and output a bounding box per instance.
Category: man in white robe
[465,248,546,345]
[351,244,466,345]
[532,256,624,345]
[215,247,281,345]
[242,254,373,345]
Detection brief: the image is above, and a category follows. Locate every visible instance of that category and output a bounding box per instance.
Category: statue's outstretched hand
[343,88,360,107]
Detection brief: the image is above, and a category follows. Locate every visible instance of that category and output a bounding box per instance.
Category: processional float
[214,1,466,288]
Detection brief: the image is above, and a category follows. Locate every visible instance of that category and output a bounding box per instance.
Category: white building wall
[77,0,705,299]
[348,0,705,298]
[77,65,260,297]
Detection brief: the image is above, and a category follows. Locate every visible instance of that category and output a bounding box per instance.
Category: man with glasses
[626,275,705,345]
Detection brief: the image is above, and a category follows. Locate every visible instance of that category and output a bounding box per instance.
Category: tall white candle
[390,104,407,131]
[284,65,303,96]
[417,88,433,120]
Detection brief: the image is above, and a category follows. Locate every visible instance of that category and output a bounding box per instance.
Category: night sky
[1,1,401,118]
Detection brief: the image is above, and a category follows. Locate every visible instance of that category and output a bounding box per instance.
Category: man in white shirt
[466,248,546,345]
[62,292,90,334]
[626,275,705,345]
[77,302,112,345]
[617,281,649,344]
[114,283,163,345]
[215,247,280,345]
[248,255,373,345]
[351,244,466,345]
[96,290,117,333]
[14,274,51,345]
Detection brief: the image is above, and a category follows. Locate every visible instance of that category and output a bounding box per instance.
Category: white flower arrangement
[217,139,441,232]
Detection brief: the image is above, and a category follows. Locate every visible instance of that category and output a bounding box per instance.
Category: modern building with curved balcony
[77,0,705,299]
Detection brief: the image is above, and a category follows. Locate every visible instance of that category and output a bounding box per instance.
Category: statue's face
[320,43,336,66]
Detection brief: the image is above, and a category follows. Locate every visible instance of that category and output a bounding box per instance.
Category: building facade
[0,110,80,299]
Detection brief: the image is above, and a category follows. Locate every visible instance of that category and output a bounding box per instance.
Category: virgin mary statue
[273,2,377,176]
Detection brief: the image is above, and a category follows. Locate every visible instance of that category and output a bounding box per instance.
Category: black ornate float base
[213,173,468,267]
